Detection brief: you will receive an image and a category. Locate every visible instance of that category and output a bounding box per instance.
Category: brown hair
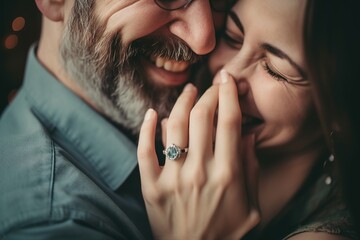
[304,0,360,231]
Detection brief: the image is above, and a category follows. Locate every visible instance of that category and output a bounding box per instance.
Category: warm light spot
[12,17,26,32]
[4,34,18,49]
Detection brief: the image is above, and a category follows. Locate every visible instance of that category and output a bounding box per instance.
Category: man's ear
[35,0,65,21]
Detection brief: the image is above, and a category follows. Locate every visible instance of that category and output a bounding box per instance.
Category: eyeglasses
[154,0,237,12]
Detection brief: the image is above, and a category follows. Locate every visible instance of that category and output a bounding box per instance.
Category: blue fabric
[0,45,152,239]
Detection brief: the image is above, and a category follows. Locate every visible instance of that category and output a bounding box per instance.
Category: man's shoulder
[0,91,148,239]
[0,122,54,233]
[0,126,127,238]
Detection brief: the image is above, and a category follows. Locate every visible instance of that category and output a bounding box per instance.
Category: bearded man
[0,0,234,239]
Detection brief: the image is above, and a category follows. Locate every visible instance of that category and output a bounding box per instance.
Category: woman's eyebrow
[227,10,307,79]
[228,11,244,34]
[260,43,307,79]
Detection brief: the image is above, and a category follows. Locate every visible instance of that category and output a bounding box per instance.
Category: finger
[187,85,219,165]
[214,70,242,167]
[161,118,168,148]
[164,83,197,166]
[242,134,260,209]
[212,70,222,85]
[137,108,160,185]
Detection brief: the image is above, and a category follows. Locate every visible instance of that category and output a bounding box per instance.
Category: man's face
[60,0,217,135]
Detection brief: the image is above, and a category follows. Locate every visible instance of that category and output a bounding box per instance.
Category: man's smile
[151,55,191,73]
[142,54,197,86]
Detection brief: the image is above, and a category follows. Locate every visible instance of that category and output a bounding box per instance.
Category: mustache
[127,36,202,64]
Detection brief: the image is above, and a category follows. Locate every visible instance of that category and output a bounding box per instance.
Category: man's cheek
[108,11,168,45]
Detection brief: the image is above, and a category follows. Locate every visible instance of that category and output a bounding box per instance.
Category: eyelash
[263,62,288,82]
[223,32,243,48]
[223,31,289,82]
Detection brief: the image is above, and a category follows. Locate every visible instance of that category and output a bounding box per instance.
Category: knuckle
[220,113,241,127]
[190,106,212,123]
[166,118,186,132]
[165,177,183,194]
[220,83,237,97]
[182,166,207,189]
[214,165,238,186]
[142,186,163,205]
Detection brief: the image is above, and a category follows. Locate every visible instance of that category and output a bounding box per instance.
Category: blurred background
[0,1,41,114]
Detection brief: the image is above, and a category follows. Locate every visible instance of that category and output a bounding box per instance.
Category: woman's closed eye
[262,60,288,82]
[261,59,308,85]
[223,31,244,49]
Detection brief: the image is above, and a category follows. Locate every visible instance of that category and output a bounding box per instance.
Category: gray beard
[58,1,195,136]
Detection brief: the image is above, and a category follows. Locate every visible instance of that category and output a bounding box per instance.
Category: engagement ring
[163,144,188,161]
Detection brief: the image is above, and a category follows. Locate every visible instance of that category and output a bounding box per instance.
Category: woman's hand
[138,70,260,240]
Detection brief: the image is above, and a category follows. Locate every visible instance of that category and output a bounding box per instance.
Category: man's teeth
[153,56,190,73]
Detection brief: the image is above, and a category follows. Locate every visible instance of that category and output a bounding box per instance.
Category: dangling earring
[323,131,335,185]
[323,154,334,185]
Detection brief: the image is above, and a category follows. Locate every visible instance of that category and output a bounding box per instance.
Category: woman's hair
[303,0,360,231]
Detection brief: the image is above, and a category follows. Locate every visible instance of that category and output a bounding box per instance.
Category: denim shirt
[0,45,152,239]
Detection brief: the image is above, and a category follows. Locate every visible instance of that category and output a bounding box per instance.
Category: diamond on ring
[163,144,188,161]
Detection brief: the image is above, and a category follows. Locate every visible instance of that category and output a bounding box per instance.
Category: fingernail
[220,69,229,84]
[183,83,194,92]
[144,108,154,121]
[212,72,221,85]
[161,118,167,127]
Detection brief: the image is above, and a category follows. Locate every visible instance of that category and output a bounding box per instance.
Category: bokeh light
[4,34,18,49]
[1,1,41,113]
[12,16,25,32]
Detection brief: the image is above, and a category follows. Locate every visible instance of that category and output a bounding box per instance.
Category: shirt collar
[23,45,137,190]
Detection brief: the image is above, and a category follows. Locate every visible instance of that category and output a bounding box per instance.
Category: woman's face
[209,0,323,157]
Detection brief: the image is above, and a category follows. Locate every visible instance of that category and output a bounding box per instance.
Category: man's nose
[168,1,216,55]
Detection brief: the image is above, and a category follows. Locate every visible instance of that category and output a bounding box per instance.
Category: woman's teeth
[151,55,190,73]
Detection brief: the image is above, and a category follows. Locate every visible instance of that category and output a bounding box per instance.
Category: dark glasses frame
[154,0,237,12]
